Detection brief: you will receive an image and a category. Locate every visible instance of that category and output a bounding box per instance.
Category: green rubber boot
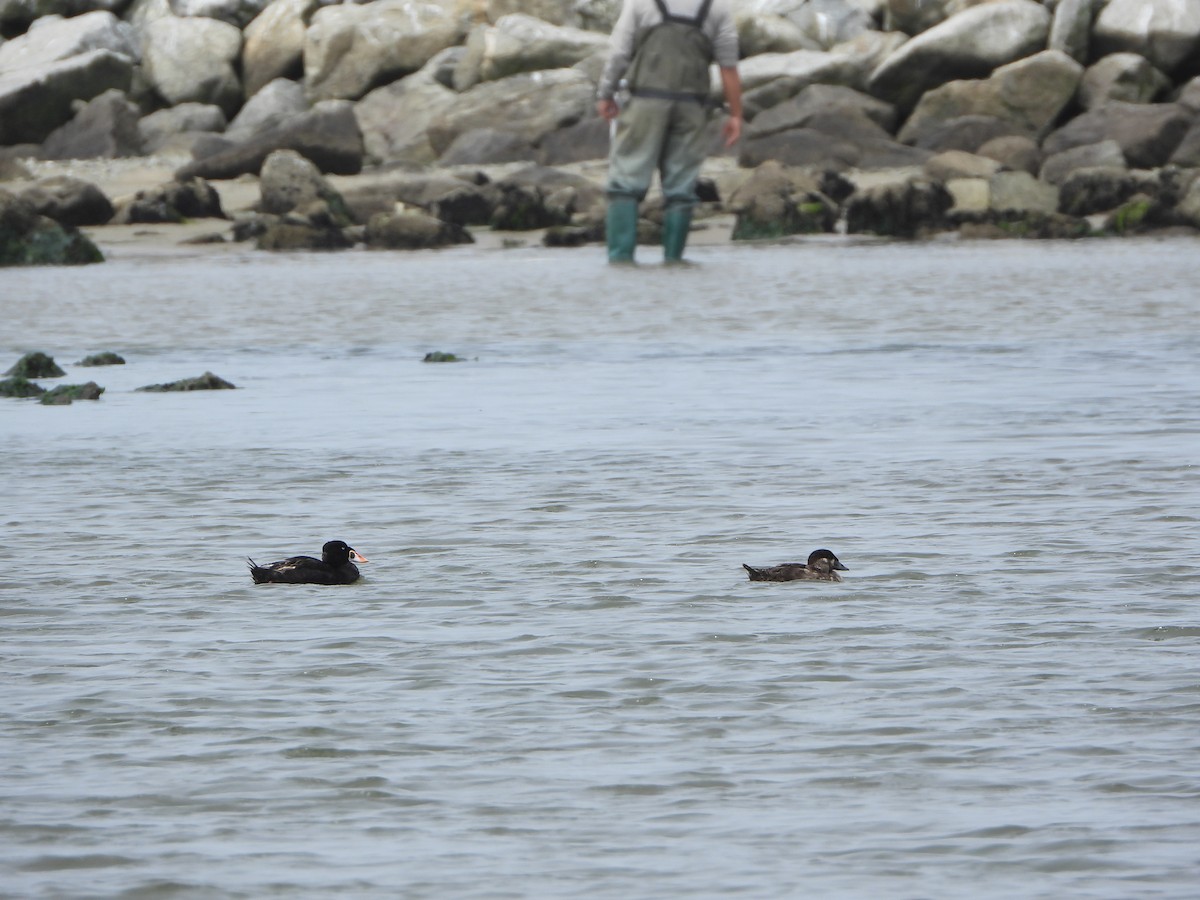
[606,195,638,264]
[662,203,694,264]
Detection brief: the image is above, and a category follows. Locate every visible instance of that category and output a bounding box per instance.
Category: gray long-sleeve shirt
[596,0,740,100]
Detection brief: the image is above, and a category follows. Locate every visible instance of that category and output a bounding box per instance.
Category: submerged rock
[5,351,65,377]
[0,376,47,398]
[40,381,104,404]
[77,351,126,366]
[136,371,237,392]
[422,351,462,362]
[1,189,104,267]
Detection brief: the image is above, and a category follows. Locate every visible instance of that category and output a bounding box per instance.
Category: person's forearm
[719,66,742,119]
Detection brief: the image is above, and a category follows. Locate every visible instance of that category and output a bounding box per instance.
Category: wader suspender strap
[631,0,717,103]
[652,0,714,27]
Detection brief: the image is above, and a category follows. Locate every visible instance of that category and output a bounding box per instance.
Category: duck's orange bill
[351,551,370,563]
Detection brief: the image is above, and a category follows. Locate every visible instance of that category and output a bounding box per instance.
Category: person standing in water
[595,0,742,264]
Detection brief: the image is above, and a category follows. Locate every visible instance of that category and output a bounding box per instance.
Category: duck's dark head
[322,540,369,566]
[808,549,847,572]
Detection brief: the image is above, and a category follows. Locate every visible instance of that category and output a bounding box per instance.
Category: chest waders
[606,0,715,264]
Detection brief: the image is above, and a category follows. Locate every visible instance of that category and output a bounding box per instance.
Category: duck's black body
[248,540,368,585]
[743,549,848,583]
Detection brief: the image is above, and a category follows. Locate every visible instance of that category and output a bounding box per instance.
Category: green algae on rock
[40,382,104,405]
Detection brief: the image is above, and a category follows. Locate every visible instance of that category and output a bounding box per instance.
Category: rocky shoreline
[3,0,1200,263]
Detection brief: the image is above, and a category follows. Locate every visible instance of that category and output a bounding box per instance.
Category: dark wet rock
[428,183,495,228]
[844,175,954,238]
[39,88,143,160]
[110,177,225,225]
[77,352,125,366]
[0,376,46,398]
[363,211,472,249]
[136,371,237,392]
[40,381,104,404]
[728,161,837,240]
[0,190,103,266]
[20,175,114,226]
[178,101,365,180]
[542,223,599,247]
[180,232,230,245]
[422,351,461,362]
[5,351,64,377]
[1057,166,1148,217]
[953,209,1093,240]
[488,181,571,231]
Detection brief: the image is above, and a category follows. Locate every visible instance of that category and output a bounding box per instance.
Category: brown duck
[742,549,848,582]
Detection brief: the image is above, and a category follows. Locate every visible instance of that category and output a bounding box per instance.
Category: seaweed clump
[40,382,104,405]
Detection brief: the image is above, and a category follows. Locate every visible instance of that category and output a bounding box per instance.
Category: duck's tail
[247,557,272,584]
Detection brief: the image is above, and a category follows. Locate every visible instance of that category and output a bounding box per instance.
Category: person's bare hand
[597,99,619,121]
[722,115,742,148]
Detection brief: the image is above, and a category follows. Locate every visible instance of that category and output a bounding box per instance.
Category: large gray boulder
[225,77,308,141]
[1039,139,1126,185]
[425,68,595,158]
[355,52,461,164]
[168,0,271,27]
[139,102,228,153]
[868,0,1051,111]
[737,49,873,116]
[899,50,1082,145]
[1169,122,1200,167]
[0,12,138,144]
[453,14,608,90]
[40,88,142,159]
[258,148,348,220]
[734,10,820,57]
[0,10,138,70]
[1047,0,1099,64]
[140,15,243,115]
[788,0,877,49]
[178,99,364,177]
[727,161,838,239]
[1042,101,1192,169]
[750,83,898,138]
[1078,53,1172,110]
[0,49,133,145]
[304,0,466,102]
[1092,0,1200,76]
[241,0,318,99]
[884,0,1001,36]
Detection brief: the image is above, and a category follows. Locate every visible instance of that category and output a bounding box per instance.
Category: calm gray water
[2,237,1199,898]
